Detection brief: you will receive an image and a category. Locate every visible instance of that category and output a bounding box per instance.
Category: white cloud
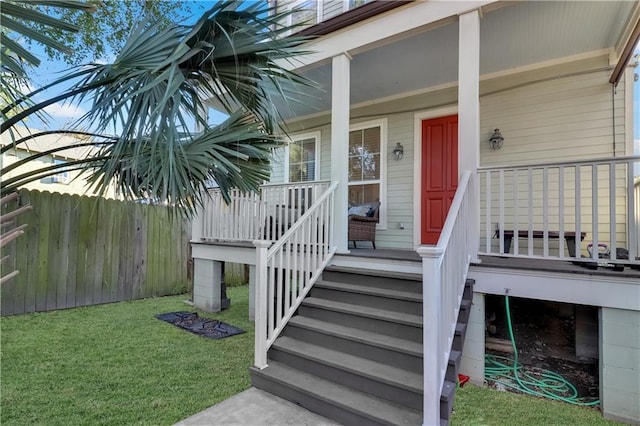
[43,102,86,122]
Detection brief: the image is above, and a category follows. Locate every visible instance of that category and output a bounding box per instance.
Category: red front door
[421,115,458,244]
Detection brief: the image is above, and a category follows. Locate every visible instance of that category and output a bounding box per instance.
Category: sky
[24,0,227,132]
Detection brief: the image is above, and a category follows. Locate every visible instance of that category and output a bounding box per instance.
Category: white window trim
[349,118,387,230]
[284,130,321,183]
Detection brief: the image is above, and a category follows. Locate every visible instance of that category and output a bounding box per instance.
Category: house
[191,1,640,425]
[1,127,118,198]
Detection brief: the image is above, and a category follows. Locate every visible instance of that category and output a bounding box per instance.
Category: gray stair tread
[316,280,423,302]
[289,315,423,356]
[255,361,424,425]
[325,265,422,281]
[273,336,423,392]
[303,297,422,327]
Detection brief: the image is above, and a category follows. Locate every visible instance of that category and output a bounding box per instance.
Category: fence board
[56,193,71,309]
[22,191,38,314]
[107,199,120,303]
[144,206,155,298]
[46,192,61,311]
[93,197,107,305]
[76,194,92,307]
[1,190,190,315]
[35,191,50,312]
[66,195,80,308]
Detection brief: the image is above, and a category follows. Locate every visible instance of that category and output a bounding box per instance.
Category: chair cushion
[348,205,371,217]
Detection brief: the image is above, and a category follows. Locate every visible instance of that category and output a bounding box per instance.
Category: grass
[1,286,622,425]
[1,286,254,426]
[452,383,620,425]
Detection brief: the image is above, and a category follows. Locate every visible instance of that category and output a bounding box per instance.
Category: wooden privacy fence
[1,190,190,316]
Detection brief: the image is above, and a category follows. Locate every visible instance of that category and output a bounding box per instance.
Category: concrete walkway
[174,387,341,426]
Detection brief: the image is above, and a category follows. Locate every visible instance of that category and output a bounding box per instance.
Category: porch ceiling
[280,0,636,121]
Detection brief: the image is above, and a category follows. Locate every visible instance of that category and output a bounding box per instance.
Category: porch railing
[478,155,640,264]
[200,181,331,242]
[417,171,475,425]
[254,181,338,369]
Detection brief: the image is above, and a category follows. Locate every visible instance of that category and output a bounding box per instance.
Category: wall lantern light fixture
[392,142,404,160]
[489,128,504,150]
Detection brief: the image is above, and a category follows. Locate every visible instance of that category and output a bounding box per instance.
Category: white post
[417,246,443,426]
[192,203,204,242]
[253,240,271,369]
[248,265,256,321]
[458,10,481,263]
[331,53,351,253]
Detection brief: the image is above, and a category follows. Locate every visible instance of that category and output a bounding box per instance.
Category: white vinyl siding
[270,148,286,183]
[480,69,625,166]
[381,113,415,249]
[479,70,628,255]
[278,58,629,251]
[322,1,345,20]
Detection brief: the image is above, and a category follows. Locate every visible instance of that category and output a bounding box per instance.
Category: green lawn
[452,381,618,426]
[1,286,620,425]
[1,287,254,426]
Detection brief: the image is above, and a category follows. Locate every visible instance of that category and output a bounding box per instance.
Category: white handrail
[253,181,338,369]
[417,171,474,426]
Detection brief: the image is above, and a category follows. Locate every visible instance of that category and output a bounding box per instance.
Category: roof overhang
[609,1,640,85]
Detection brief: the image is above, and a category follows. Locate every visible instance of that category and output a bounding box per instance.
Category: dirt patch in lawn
[485,296,599,400]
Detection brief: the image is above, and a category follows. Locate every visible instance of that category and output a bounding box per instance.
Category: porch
[193,152,640,271]
[194,0,640,423]
[191,161,639,424]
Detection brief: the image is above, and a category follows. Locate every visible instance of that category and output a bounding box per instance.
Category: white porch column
[458,10,481,262]
[331,53,351,253]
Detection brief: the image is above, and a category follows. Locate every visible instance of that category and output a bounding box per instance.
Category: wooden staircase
[250,267,475,425]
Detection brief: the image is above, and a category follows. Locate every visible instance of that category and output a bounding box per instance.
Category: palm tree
[1,0,96,135]
[1,1,313,215]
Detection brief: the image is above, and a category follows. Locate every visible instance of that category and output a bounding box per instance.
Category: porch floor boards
[477,255,640,279]
[344,248,421,262]
[344,248,640,279]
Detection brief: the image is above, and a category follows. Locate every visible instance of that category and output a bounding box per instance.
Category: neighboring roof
[297,1,411,37]
[0,127,98,160]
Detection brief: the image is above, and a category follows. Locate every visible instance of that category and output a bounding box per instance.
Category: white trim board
[330,255,422,275]
[469,266,640,311]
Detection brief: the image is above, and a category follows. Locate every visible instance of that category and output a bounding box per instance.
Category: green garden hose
[484,294,600,406]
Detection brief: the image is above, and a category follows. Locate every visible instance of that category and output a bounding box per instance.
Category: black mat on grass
[155,311,245,339]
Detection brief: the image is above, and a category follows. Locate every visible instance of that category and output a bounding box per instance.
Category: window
[285,132,320,183]
[348,119,387,227]
[285,0,321,33]
[52,159,70,184]
[41,158,70,184]
[348,0,371,10]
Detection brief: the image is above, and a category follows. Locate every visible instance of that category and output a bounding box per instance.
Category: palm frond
[2,1,317,217]
[0,0,95,132]
[85,110,281,216]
